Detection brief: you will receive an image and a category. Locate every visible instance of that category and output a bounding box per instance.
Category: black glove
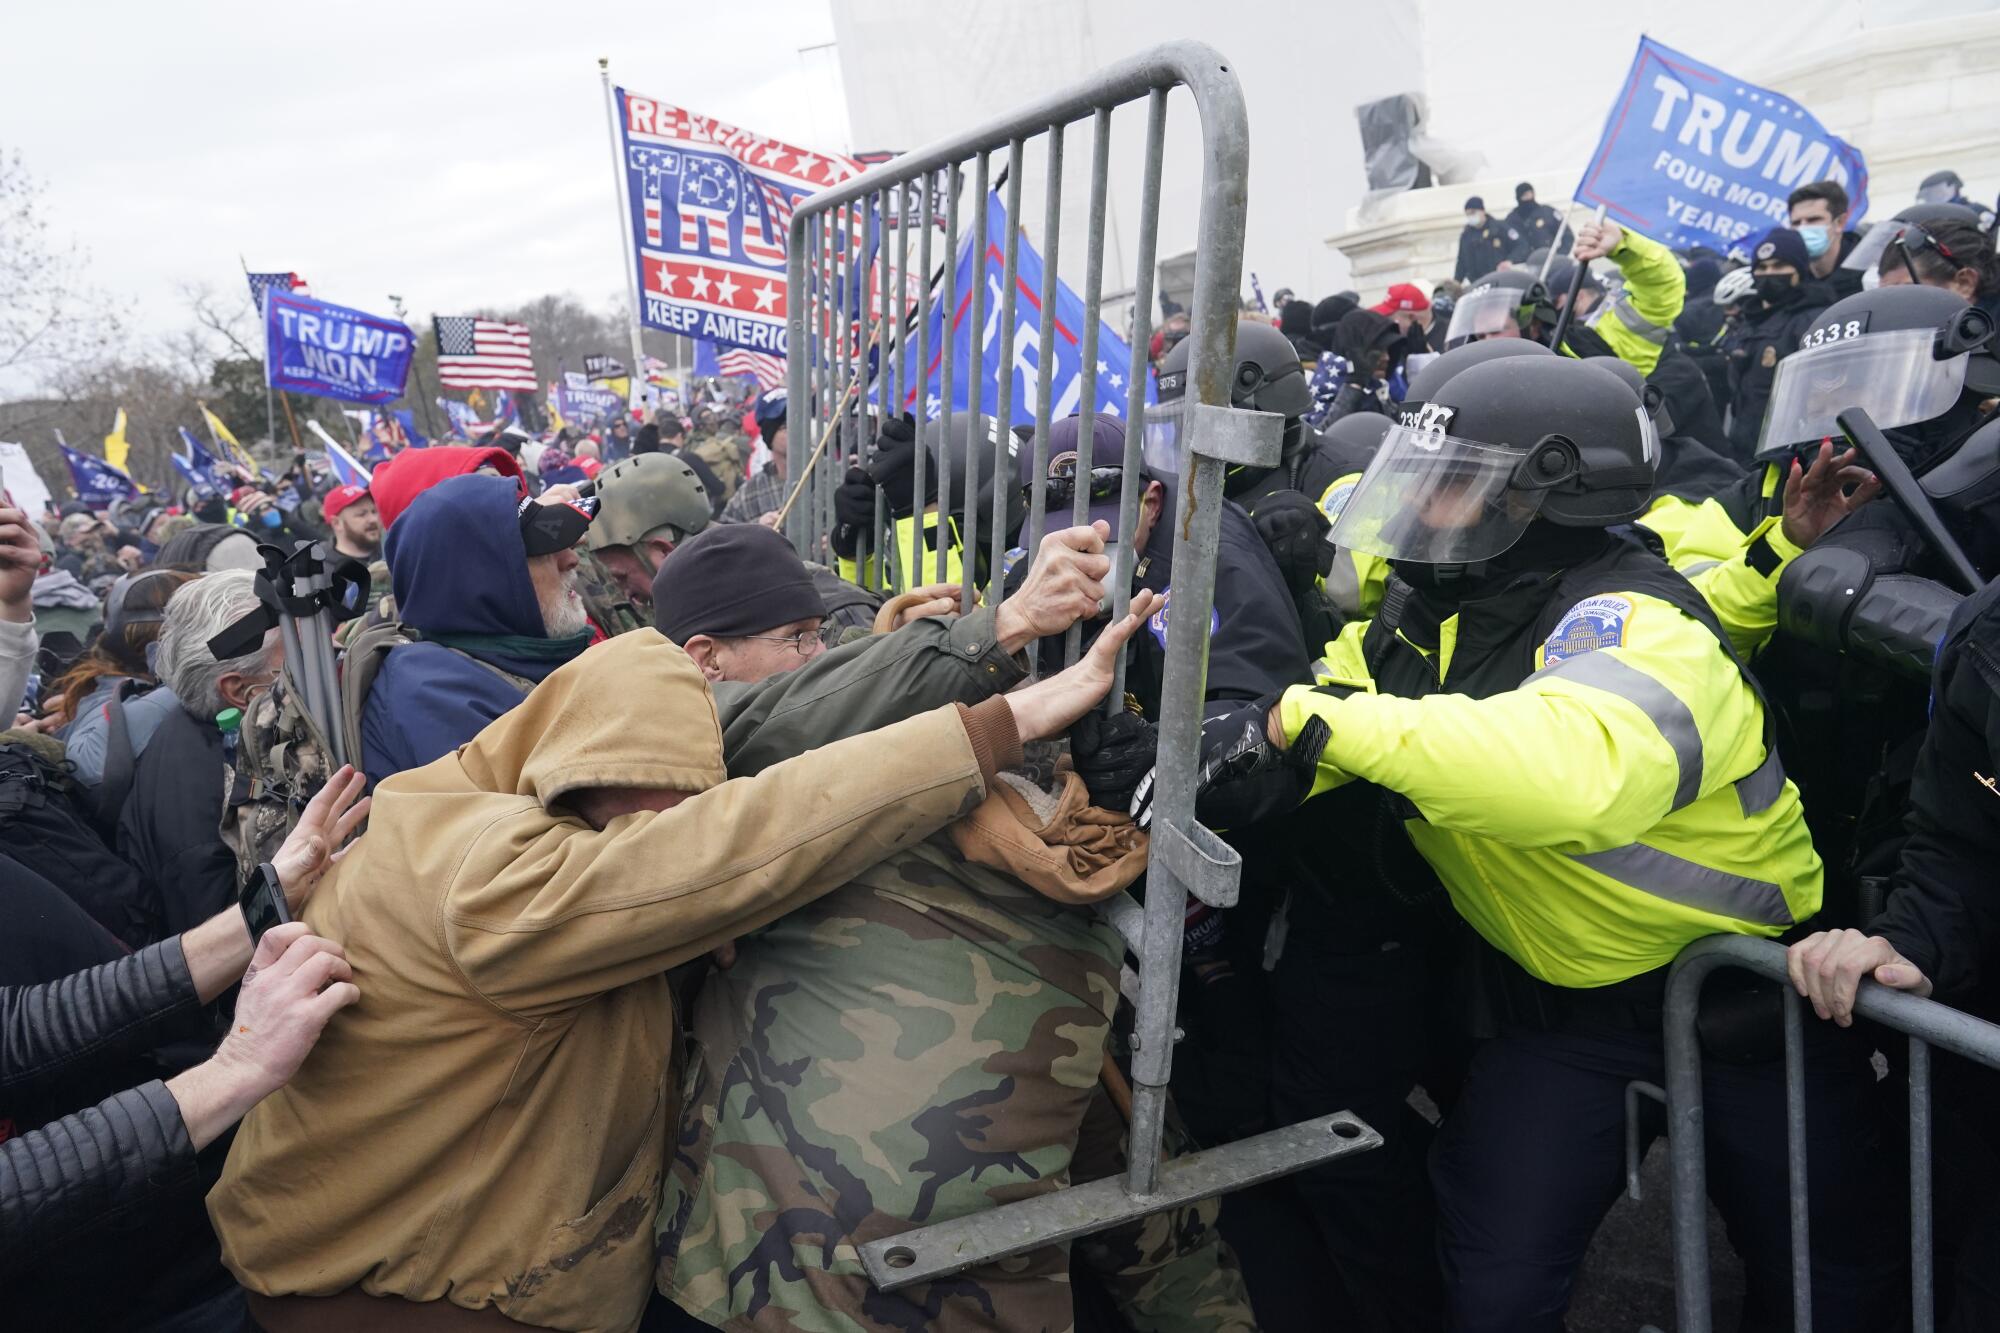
[1131,697,1329,831]
[1250,490,1336,600]
[868,412,925,516]
[1069,709,1158,814]
[830,468,876,560]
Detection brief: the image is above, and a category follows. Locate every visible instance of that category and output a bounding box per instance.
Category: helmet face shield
[1842,220,1911,274]
[1329,422,1549,564]
[1756,327,1971,459]
[1142,397,1188,477]
[1445,285,1527,346]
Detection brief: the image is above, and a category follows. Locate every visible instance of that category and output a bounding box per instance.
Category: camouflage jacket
[577,548,646,638]
[658,832,1124,1333]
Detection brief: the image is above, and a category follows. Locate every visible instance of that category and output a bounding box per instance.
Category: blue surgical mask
[259,508,283,529]
[1797,225,1831,259]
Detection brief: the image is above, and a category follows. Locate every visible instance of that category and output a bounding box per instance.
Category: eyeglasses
[1036,462,1125,508]
[736,624,834,658]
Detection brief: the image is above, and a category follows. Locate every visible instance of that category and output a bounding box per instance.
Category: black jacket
[115,706,235,946]
[1723,280,1833,458]
[1874,578,2000,998]
[1455,218,1528,283]
[1505,200,1567,256]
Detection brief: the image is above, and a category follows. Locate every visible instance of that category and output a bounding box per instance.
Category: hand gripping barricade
[206,540,371,773]
[777,42,1383,1291]
[1656,935,2000,1333]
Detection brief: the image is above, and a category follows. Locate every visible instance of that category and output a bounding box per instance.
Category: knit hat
[1753,228,1811,274]
[1514,182,1535,201]
[371,445,525,527]
[322,484,370,523]
[1464,196,1485,212]
[651,523,826,643]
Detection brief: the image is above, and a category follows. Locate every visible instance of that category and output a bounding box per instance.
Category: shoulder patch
[1542,595,1633,668]
[1002,546,1028,577]
[1321,479,1358,523]
[1148,586,1222,651]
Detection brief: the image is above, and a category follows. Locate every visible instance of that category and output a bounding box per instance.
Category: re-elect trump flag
[908,193,1149,429]
[1575,36,1868,252]
[614,88,864,356]
[60,444,140,507]
[265,290,414,406]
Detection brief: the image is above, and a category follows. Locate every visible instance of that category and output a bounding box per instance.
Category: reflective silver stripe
[1678,559,1721,578]
[1531,651,1703,810]
[1734,747,1786,816]
[1599,296,1671,345]
[1572,841,1794,927]
[1325,549,1363,617]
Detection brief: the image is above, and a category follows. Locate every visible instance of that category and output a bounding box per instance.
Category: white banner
[0,442,54,519]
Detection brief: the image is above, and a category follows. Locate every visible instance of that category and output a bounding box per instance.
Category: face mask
[259,508,283,529]
[1796,225,1831,259]
[1754,274,1796,305]
[1465,213,1485,228]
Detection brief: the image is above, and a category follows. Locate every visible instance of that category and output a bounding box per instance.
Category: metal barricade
[1662,933,2000,1333]
[778,41,1382,1291]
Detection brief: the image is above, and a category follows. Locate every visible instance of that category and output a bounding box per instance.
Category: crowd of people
[6,158,2000,1333]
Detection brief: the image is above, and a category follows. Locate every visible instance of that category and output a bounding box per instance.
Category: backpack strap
[94,678,147,832]
[339,620,539,767]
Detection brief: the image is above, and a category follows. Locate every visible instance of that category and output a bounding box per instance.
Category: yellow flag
[103,407,130,474]
[199,402,256,472]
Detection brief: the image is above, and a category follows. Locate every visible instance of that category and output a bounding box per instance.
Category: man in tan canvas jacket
[207,526,1141,1333]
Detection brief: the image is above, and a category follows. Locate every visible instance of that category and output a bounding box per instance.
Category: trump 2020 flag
[265,289,415,406]
[59,444,141,507]
[1575,36,1868,252]
[614,88,865,356]
[909,193,1149,428]
[171,451,229,499]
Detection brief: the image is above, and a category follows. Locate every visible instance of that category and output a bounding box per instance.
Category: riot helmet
[1443,269,1561,348]
[1150,317,1311,489]
[1843,202,1989,277]
[1757,284,2000,467]
[1403,336,1555,404]
[1330,357,1658,566]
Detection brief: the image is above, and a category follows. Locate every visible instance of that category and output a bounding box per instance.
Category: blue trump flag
[170,452,225,499]
[1575,36,1868,253]
[265,289,414,406]
[907,192,1149,429]
[693,339,721,376]
[59,444,140,507]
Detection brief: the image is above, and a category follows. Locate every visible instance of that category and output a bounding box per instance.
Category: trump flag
[614,88,866,357]
[1575,36,1868,253]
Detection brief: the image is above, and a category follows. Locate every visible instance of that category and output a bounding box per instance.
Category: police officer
[832,411,1022,592]
[583,452,714,605]
[1453,196,1527,283]
[1186,354,1899,1332]
[1721,227,1836,458]
[1503,181,1566,256]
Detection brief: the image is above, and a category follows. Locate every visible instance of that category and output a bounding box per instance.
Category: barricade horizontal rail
[778,41,1376,1292]
[1663,933,2000,1333]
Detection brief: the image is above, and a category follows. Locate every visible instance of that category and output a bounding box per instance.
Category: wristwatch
[238,861,292,946]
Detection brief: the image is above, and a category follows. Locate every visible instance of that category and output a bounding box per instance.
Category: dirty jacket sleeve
[445,704,1012,1015]
[710,603,1027,776]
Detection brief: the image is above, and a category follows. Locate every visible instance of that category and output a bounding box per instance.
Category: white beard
[541,573,588,638]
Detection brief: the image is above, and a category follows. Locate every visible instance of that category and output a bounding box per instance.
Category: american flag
[717,348,786,391]
[435,317,536,391]
[246,271,310,312]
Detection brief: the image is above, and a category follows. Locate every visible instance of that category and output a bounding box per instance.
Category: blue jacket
[361,473,586,783]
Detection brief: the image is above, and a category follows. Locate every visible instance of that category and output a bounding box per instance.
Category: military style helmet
[1155,317,1314,420]
[1757,283,2000,463]
[925,412,1026,539]
[584,453,712,552]
[1580,355,1676,440]
[1403,337,1554,403]
[1443,269,1561,348]
[1330,357,1657,566]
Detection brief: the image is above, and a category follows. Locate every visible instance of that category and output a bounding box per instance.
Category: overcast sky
[3,1,851,382]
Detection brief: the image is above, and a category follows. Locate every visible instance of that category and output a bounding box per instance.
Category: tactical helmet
[1404,337,1555,403]
[585,453,712,552]
[1155,318,1314,420]
[1579,355,1675,439]
[926,412,1026,538]
[1330,357,1657,566]
[1758,284,2000,462]
[1443,269,1561,348]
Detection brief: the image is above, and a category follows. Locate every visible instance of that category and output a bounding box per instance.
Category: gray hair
[157,570,278,722]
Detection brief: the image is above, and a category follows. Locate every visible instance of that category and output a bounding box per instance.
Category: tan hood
[454,629,727,805]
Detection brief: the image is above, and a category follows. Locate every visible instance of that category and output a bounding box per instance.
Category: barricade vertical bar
[1911,1036,1935,1333]
[911,173,932,569]
[1108,88,1167,712]
[1026,122,1065,600]
[936,162,962,585]
[785,208,811,558]
[1664,947,1717,1333]
[1060,108,1113,667]
[1782,988,1812,1332]
[960,151,990,613]
[833,201,855,557]
[987,138,1025,607]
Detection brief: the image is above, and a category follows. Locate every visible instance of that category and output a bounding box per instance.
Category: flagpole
[600,58,650,421]
[391,294,442,439]
[241,255,278,446]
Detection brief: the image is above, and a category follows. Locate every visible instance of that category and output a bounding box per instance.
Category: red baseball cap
[1370,282,1430,315]
[322,484,371,523]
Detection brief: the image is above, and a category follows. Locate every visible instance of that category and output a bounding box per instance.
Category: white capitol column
[1327,12,2000,307]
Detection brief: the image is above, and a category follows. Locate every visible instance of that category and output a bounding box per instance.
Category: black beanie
[652,523,827,643]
